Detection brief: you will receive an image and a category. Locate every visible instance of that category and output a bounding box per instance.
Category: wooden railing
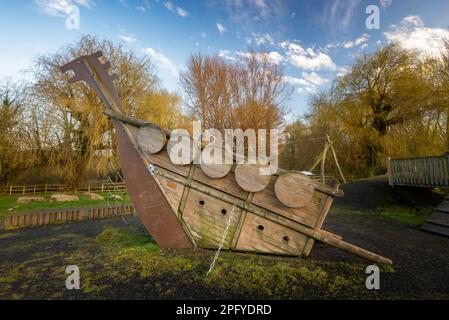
[0,182,127,195]
[387,155,449,188]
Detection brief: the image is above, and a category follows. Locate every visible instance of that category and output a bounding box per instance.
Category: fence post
[45,184,48,194]
[22,186,25,195]
[33,185,36,194]
[101,183,104,192]
[88,184,91,192]
[9,185,12,195]
[386,157,393,187]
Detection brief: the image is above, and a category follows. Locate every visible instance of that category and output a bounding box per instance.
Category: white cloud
[218,50,236,61]
[266,51,284,65]
[73,0,93,7]
[35,0,93,17]
[253,33,275,46]
[324,0,359,29]
[280,41,337,71]
[384,15,449,58]
[380,0,392,9]
[201,32,207,38]
[326,33,370,50]
[163,1,174,10]
[218,50,284,65]
[118,34,137,44]
[143,48,179,77]
[163,1,188,17]
[176,7,188,17]
[401,15,424,27]
[337,67,350,77]
[342,33,369,49]
[302,72,328,86]
[216,23,226,35]
[284,72,328,95]
[252,0,269,16]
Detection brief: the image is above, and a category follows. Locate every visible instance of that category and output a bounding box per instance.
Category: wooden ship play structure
[61,51,392,265]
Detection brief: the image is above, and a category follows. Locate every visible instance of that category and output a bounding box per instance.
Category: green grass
[331,205,433,226]
[93,226,392,299]
[0,192,131,218]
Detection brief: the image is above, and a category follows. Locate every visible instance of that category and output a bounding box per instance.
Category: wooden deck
[386,155,449,188]
[387,155,449,237]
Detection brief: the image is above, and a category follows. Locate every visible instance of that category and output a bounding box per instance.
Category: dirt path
[0,210,448,300]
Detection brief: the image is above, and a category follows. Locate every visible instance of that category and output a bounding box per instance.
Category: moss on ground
[91,226,389,299]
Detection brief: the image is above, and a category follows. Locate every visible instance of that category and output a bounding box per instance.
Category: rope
[206,203,237,276]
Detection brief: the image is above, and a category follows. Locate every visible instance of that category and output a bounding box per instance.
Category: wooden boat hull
[60,51,393,264]
[121,125,340,257]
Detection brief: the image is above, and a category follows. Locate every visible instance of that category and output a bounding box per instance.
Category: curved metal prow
[61,51,194,249]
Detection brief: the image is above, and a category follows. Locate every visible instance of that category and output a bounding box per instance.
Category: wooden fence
[2,204,135,230]
[387,155,449,188]
[0,182,127,195]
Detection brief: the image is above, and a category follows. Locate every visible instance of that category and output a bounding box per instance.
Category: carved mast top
[60,51,121,114]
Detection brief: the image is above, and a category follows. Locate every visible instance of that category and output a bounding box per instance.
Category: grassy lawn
[0,192,131,218]
[331,205,433,226]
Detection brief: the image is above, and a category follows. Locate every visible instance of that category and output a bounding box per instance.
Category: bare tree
[181,51,291,131]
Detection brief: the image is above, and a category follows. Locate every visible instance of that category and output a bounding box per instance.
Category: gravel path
[314,213,449,299]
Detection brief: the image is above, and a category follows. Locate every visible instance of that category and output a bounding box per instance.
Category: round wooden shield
[167,132,200,165]
[235,163,271,192]
[136,124,166,155]
[200,144,232,178]
[274,172,315,208]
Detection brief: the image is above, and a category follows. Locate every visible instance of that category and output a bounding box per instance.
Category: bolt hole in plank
[283,236,290,242]
[221,209,227,215]
[199,200,205,206]
[258,225,265,231]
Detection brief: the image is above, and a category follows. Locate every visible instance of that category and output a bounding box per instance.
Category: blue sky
[1,0,449,119]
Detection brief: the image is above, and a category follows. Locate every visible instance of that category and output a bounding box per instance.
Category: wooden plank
[230,194,253,248]
[182,189,242,249]
[419,158,425,186]
[303,194,336,256]
[235,213,309,256]
[428,158,434,186]
[444,155,449,186]
[421,223,449,237]
[426,212,449,228]
[147,149,190,177]
[157,175,185,211]
[193,165,248,200]
[443,156,448,186]
[386,157,393,186]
